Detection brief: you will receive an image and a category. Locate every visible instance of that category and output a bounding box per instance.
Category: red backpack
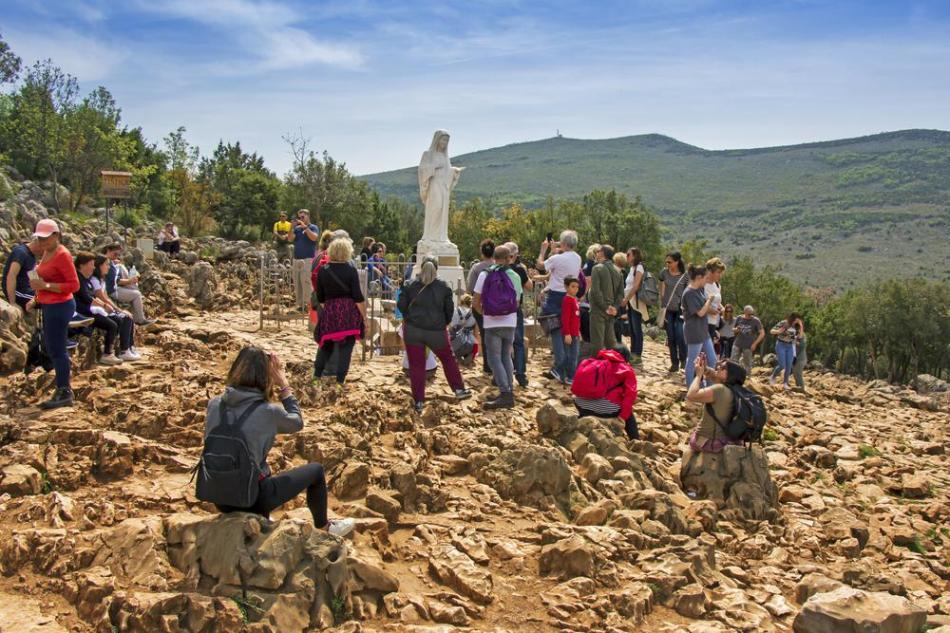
[571,349,635,400]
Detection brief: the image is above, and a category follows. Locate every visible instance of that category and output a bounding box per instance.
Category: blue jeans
[43,298,75,390]
[775,340,796,385]
[485,327,515,393]
[560,336,580,380]
[685,337,717,388]
[543,290,567,370]
[665,310,687,369]
[628,306,643,356]
[513,307,526,380]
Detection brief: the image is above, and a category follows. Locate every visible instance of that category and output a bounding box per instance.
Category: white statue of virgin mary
[418,130,464,243]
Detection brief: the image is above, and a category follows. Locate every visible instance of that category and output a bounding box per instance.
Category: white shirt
[474,270,518,329]
[543,251,582,292]
[625,264,645,309]
[704,282,721,325]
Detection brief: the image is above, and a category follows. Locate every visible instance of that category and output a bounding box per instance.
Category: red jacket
[573,349,638,419]
[35,245,80,305]
[310,252,330,291]
[561,294,580,337]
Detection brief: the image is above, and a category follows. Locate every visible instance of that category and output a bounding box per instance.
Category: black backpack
[195,400,265,507]
[707,384,768,445]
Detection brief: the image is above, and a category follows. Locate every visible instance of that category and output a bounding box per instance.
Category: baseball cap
[33,219,60,238]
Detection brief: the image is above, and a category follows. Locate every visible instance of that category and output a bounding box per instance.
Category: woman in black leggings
[204,346,354,536]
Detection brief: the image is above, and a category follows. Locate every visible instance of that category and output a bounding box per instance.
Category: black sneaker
[515,374,529,388]
[40,388,74,410]
[667,364,679,373]
[454,388,472,401]
[413,400,424,413]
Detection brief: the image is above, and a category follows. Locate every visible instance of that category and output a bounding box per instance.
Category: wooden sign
[101,170,132,199]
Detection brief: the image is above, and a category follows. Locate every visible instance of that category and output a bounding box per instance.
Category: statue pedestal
[415,238,465,296]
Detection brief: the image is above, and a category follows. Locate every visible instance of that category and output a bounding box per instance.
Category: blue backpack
[481,267,518,316]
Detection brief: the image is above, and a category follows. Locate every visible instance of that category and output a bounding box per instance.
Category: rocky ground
[0,175,948,632]
[0,303,947,633]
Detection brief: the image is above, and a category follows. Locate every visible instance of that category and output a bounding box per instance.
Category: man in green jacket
[588,245,625,354]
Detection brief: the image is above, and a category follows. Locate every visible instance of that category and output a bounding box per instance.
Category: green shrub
[858,444,880,459]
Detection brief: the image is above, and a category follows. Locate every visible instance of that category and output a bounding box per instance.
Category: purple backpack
[481,267,518,316]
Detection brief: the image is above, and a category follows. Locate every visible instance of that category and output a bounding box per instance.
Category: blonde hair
[327,237,354,262]
[586,243,601,261]
[319,230,334,251]
[705,257,726,273]
[460,293,472,307]
[612,253,626,268]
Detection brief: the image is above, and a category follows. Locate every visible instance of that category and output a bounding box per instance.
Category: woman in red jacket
[570,346,639,439]
[27,220,80,409]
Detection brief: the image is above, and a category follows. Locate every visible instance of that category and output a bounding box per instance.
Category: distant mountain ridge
[362,129,950,287]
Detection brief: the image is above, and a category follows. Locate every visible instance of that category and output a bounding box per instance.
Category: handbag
[657,273,687,328]
[538,312,562,335]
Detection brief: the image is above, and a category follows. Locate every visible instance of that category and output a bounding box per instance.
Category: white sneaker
[100,354,122,365]
[119,350,141,362]
[327,518,355,538]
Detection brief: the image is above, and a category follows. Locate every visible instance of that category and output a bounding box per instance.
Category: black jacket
[398,279,454,332]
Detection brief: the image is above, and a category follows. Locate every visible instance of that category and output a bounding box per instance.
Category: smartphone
[546,232,553,243]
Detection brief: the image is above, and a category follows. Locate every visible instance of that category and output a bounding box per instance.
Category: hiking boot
[326,518,355,538]
[667,364,679,373]
[484,391,515,410]
[413,400,424,413]
[515,374,529,388]
[40,388,74,410]
[454,388,472,401]
[99,353,123,366]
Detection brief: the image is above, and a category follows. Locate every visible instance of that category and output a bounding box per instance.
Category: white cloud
[139,0,364,70]
[4,27,128,82]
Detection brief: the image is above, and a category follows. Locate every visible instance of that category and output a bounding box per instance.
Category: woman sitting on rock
[205,346,354,537]
[685,354,745,452]
[397,256,472,413]
[74,252,138,364]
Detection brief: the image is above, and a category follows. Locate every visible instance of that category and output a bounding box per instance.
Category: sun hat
[33,219,60,238]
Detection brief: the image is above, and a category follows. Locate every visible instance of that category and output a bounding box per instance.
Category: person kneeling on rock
[197,346,354,537]
[685,354,746,452]
[570,346,639,440]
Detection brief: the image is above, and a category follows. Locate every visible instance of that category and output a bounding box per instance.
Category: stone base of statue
[415,238,465,294]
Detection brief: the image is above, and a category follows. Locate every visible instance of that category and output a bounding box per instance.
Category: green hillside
[363,130,950,288]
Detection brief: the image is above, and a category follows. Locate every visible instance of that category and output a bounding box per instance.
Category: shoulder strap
[219,399,265,429]
[664,273,688,311]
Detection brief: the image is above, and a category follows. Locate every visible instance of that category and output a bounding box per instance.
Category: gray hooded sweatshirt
[203,387,303,475]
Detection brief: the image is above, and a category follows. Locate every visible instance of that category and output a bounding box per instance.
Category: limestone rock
[428,544,493,604]
[679,445,779,522]
[165,512,350,628]
[365,489,401,522]
[0,463,42,496]
[333,462,370,500]
[539,535,595,580]
[673,583,708,618]
[474,446,572,510]
[793,586,927,633]
[185,261,218,309]
[0,298,29,374]
[581,452,614,484]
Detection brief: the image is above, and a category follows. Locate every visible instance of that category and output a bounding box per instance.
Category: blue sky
[4,0,950,175]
